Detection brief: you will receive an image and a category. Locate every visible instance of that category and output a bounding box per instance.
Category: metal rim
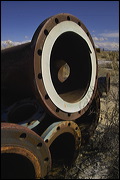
[1,123,51,178]
[41,121,81,162]
[1,98,46,129]
[32,13,98,120]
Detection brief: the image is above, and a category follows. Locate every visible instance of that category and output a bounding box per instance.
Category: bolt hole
[45,94,49,99]
[57,126,60,130]
[75,127,78,130]
[45,139,48,143]
[27,122,31,126]
[67,16,70,20]
[68,113,71,117]
[56,108,59,112]
[87,102,90,106]
[68,122,71,126]
[44,29,49,36]
[86,32,89,37]
[37,49,42,56]
[37,143,42,149]
[55,18,59,24]
[44,157,49,162]
[78,111,81,114]
[19,133,26,139]
[38,73,42,79]
[78,22,81,26]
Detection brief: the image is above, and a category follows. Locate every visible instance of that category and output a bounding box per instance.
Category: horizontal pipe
[1,13,98,120]
[1,42,35,107]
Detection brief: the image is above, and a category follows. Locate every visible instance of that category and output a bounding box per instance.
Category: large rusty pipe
[1,42,34,106]
[1,123,51,179]
[1,13,98,120]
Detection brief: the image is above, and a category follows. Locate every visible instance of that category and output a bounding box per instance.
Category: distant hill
[1,40,31,49]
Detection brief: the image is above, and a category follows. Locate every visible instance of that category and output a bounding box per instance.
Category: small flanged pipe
[1,98,46,129]
[1,123,51,179]
[41,121,81,165]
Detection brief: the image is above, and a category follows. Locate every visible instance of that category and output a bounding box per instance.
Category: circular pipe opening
[8,104,37,123]
[49,133,75,165]
[57,61,70,83]
[50,32,92,103]
[1,153,35,179]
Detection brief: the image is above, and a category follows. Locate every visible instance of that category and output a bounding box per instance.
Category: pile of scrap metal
[1,13,110,179]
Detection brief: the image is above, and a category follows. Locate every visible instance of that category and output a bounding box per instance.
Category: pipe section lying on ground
[1,98,45,129]
[1,13,98,121]
[41,121,81,165]
[1,123,51,179]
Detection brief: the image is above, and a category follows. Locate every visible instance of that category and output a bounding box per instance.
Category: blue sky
[1,1,119,50]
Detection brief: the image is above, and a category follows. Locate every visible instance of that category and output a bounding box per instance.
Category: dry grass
[97,50,119,61]
[98,51,119,77]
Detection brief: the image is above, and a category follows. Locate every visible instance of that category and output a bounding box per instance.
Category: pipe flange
[32,13,98,120]
[1,98,46,129]
[1,123,51,179]
[41,121,81,163]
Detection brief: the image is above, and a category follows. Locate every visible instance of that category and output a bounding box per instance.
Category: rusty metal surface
[1,123,51,179]
[1,43,34,107]
[41,121,81,163]
[1,97,46,129]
